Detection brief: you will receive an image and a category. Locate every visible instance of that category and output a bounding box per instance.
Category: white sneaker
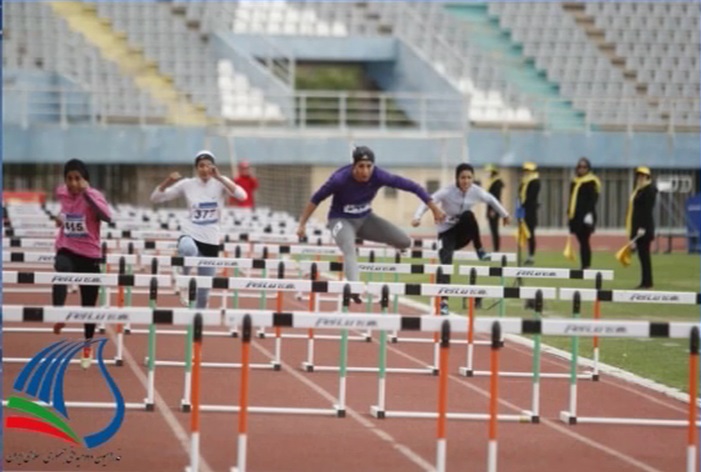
[80,345,93,370]
[180,292,190,307]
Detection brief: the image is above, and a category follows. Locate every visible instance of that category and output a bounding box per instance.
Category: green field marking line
[6,396,81,443]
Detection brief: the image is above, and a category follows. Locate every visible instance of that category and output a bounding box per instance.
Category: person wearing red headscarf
[229,160,259,208]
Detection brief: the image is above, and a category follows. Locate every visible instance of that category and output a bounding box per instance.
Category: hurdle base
[306,365,435,375]
[334,405,346,418]
[458,367,474,377]
[467,369,595,380]
[522,410,539,424]
[370,405,385,419]
[114,358,124,367]
[144,357,277,370]
[390,336,398,343]
[301,362,314,372]
[428,365,439,376]
[556,413,701,427]
[181,402,191,413]
[272,361,281,371]
[592,373,600,381]
[559,411,577,425]
[370,410,535,422]
[124,328,132,335]
[144,401,155,412]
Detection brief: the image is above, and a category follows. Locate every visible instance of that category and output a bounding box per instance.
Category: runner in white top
[151,150,247,308]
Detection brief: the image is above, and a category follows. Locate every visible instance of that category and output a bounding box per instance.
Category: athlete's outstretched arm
[296,202,318,239]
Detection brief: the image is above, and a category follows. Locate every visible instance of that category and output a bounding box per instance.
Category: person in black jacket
[485,164,505,252]
[627,166,657,288]
[519,162,541,265]
[567,157,601,269]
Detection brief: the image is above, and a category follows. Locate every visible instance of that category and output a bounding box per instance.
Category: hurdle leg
[114,284,125,366]
[592,299,601,380]
[435,320,450,472]
[686,327,699,472]
[272,290,282,370]
[302,290,318,372]
[560,297,581,424]
[232,315,252,472]
[145,323,156,411]
[229,267,240,337]
[487,321,501,472]
[429,295,440,375]
[529,307,541,423]
[115,324,124,367]
[181,323,194,412]
[333,293,350,417]
[362,271,374,342]
[371,300,389,418]
[390,272,399,343]
[185,314,203,472]
[459,297,475,377]
[256,267,268,338]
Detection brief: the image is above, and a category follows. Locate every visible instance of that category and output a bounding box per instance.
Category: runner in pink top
[52,159,112,369]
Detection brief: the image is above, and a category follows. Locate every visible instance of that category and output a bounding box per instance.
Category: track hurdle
[487,321,501,472]
[172,274,363,410]
[462,265,613,379]
[435,319,450,472]
[2,270,170,367]
[559,288,701,428]
[297,259,454,374]
[231,314,252,472]
[2,304,214,411]
[368,287,553,423]
[205,287,361,418]
[365,281,557,375]
[185,313,204,472]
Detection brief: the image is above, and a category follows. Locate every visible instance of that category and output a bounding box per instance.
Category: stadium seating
[4,1,698,131]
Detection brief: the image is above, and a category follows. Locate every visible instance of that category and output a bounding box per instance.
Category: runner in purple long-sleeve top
[296,146,446,303]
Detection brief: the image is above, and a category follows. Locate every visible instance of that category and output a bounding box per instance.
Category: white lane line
[106,328,215,472]
[251,341,434,472]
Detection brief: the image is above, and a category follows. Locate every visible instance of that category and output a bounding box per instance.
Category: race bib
[343,203,371,214]
[64,213,88,238]
[191,201,219,225]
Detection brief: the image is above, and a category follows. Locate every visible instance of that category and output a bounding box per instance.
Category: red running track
[2,281,694,472]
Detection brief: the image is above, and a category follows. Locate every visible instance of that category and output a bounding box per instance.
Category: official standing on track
[518,162,541,266]
[567,157,601,270]
[484,164,505,252]
[627,166,657,289]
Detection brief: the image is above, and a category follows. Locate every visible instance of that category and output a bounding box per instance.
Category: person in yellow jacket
[567,157,601,269]
[518,162,541,265]
[627,167,657,288]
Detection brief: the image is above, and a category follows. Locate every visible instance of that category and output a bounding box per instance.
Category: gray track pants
[329,213,411,281]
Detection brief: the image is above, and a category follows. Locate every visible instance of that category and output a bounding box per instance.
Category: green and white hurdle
[457,265,614,380]
[559,287,701,428]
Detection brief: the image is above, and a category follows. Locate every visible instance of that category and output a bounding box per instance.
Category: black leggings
[438,210,483,265]
[488,215,500,252]
[525,215,537,258]
[53,248,101,339]
[637,237,653,287]
[574,227,593,270]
